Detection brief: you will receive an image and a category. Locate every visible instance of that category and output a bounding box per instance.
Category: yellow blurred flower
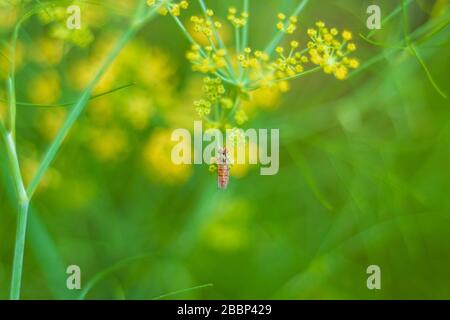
[37,4,95,48]
[123,92,155,130]
[165,77,203,128]
[188,17,231,47]
[36,109,67,141]
[27,70,61,104]
[0,2,18,31]
[243,86,282,113]
[142,129,192,185]
[30,37,64,66]
[0,98,6,122]
[0,54,8,81]
[69,58,101,91]
[21,156,61,193]
[88,126,128,162]
[87,99,114,126]
[0,41,24,81]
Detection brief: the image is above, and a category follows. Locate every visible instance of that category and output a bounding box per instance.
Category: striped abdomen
[217,164,229,189]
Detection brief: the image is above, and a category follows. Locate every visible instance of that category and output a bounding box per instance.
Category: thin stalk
[172,15,202,49]
[276,66,321,82]
[225,95,241,123]
[240,0,250,82]
[242,0,249,51]
[351,13,448,78]
[0,4,49,301]
[7,22,19,142]
[9,200,30,300]
[215,72,237,86]
[6,78,16,140]
[2,82,136,108]
[0,126,28,300]
[0,128,27,204]
[409,45,447,98]
[400,0,446,98]
[235,26,242,78]
[197,0,237,80]
[6,1,63,140]
[366,0,413,39]
[6,0,160,300]
[26,1,160,199]
[359,33,406,49]
[152,283,213,300]
[246,66,321,91]
[264,0,309,56]
[171,15,235,84]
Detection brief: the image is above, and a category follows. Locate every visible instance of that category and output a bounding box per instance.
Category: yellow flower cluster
[143,129,192,184]
[191,15,222,37]
[194,99,212,117]
[147,0,189,16]
[203,76,226,102]
[306,21,359,80]
[227,7,249,28]
[234,109,248,126]
[276,13,298,34]
[238,48,270,70]
[186,45,226,73]
[194,77,231,118]
[147,0,360,133]
[237,48,288,90]
[273,41,309,78]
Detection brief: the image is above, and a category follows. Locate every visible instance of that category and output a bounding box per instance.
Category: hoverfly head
[218,147,229,165]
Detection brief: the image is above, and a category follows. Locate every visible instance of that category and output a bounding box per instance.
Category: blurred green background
[0,0,449,299]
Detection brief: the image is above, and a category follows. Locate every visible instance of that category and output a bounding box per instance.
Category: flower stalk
[1,0,161,300]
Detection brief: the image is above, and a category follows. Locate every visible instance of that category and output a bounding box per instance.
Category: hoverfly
[217,147,230,189]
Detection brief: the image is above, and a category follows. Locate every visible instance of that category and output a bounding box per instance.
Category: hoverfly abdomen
[217,147,230,189]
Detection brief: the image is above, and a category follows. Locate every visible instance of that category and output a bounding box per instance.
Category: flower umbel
[146,0,360,125]
[307,22,359,80]
[147,0,360,180]
[276,13,298,34]
[147,0,189,16]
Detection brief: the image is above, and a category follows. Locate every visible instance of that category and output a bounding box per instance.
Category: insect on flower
[217,147,230,189]
[147,0,361,187]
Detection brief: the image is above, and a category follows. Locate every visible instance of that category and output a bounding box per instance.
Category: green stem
[171,15,202,49]
[152,283,213,300]
[240,0,250,82]
[197,0,237,80]
[242,0,249,50]
[2,82,136,108]
[225,95,241,123]
[170,15,236,84]
[26,1,160,199]
[0,128,27,203]
[235,26,242,77]
[9,200,30,300]
[277,66,321,82]
[400,0,446,99]
[6,78,16,141]
[5,0,159,300]
[247,66,321,91]
[366,0,413,39]
[0,126,28,300]
[264,0,309,56]
[6,1,60,140]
